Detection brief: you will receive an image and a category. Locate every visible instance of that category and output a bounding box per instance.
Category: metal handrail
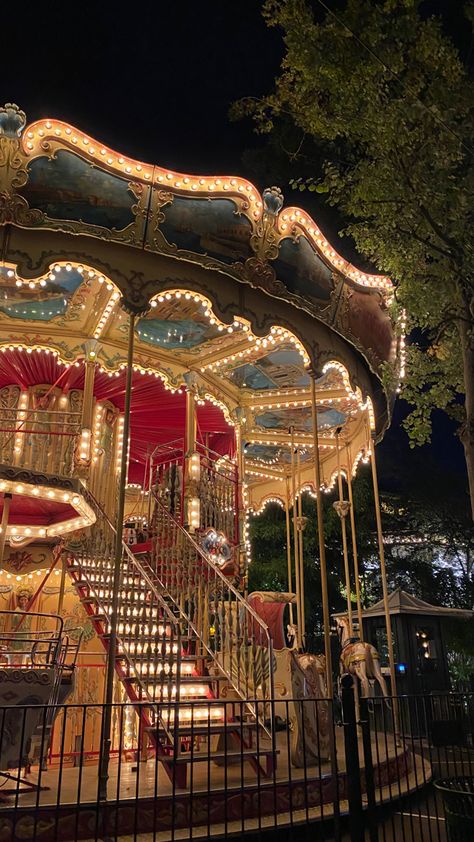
[150,492,274,738]
[65,489,183,748]
[0,610,64,667]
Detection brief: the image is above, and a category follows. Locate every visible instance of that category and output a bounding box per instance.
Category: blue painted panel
[274,236,333,301]
[255,406,346,432]
[137,318,217,349]
[159,197,252,264]
[0,267,83,321]
[21,151,136,229]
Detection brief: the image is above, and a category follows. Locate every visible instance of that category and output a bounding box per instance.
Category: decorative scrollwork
[0,190,44,226]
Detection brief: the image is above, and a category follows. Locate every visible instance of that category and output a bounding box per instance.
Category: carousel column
[334,428,353,633]
[369,424,400,741]
[309,377,333,696]
[183,372,199,532]
[74,340,100,480]
[0,493,12,566]
[346,446,364,641]
[234,410,247,591]
[284,477,294,625]
[310,374,340,836]
[290,426,302,649]
[296,446,306,642]
[99,306,137,802]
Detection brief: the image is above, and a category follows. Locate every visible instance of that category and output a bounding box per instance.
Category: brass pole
[335,430,353,632]
[346,446,364,642]
[297,447,306,641]
[309,378,333,699]
[0,494,12,566]
[369,423,400,740]
[81,358,96,430]
[99,311,135,801]
[57,555,67,616]
[284,477,294,625]
[184,383,197,530]
[310,375,340,837]
[235,419,247,586]
[290,427,302,648]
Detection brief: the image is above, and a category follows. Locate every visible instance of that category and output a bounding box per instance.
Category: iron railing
[2,689,474,841]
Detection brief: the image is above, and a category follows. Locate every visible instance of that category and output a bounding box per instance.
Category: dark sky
[2,0,469,498]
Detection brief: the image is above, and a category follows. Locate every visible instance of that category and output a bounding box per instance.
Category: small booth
[360,589,472,695]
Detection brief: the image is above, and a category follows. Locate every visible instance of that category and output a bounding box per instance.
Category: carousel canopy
[0,103,404,510]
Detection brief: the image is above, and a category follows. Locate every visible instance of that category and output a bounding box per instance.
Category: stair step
[174,748,278,764]
[146,721,259,737]
[123,673,227,684]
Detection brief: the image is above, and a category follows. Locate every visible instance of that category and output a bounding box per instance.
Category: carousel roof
[0,104,404,509]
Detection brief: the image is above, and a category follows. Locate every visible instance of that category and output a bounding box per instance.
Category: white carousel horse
[335,615,389,698]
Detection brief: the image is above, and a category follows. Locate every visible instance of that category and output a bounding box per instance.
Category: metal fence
[0,687,473,841]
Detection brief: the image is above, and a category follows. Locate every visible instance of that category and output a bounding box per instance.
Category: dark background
[2,0,469,496]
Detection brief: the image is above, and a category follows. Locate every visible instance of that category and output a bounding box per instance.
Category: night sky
[2,0,469,498]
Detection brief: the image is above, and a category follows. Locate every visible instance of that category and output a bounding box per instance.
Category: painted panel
[20,151,136,230]
[244,443,311,465]
[159,197,252,264]
[346,288,396,365]
[274,236,334,302]
[228,347,310,391]
[255,406,346,433]
[0,267,84,321]
[136,317,219,350]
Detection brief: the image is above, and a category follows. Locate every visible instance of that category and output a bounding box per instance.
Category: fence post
[341,674,364,842]
[359,695,379,842]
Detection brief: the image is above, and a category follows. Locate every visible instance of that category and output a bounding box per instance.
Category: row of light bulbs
[24,121,394,293]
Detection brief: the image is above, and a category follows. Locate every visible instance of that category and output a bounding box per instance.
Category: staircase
[65,491,276,788]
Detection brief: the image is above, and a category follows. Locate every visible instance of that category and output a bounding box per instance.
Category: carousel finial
[262,186,284,216]
[0,104,26,138]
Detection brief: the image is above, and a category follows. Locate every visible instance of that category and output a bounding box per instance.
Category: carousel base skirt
[0,731,429,842]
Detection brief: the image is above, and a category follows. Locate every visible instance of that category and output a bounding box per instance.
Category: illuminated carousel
[0,104,414,841]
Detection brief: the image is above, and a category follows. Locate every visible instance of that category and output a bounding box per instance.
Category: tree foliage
[233,0,474,516]
[249,465,474,654]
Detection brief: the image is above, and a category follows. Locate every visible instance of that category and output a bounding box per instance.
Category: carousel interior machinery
[0,103,407,834]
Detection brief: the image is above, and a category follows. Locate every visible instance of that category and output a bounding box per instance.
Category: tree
[233,0,474,517]
[248,463,474,650]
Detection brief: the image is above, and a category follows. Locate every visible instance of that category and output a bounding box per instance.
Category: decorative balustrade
[196,443,238,543]
[150,492,274,728]
[0,405,81,476]
[150,439,238,542]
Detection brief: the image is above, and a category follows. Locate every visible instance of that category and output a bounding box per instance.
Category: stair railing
[149,493,274,735]
[64,490,183,747]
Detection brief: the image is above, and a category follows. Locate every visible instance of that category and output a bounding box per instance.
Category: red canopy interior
[0,350,235,484]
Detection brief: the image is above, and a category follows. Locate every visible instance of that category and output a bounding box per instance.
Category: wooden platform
[0,729,427,842]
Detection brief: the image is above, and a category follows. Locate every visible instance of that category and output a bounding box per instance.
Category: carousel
[0,103,413,841]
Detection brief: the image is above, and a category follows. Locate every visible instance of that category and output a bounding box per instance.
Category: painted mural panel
[20,151,136,229]
[159,197,252,264]
[274,236,334,302]
[0,266,84,321]
[228,347,310,391]
[346,288,396,365]
[244,443,311,465]
[255,405,346,433]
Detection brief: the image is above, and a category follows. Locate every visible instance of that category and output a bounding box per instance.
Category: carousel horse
[335,615,389,698]
[286,623,329,765]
